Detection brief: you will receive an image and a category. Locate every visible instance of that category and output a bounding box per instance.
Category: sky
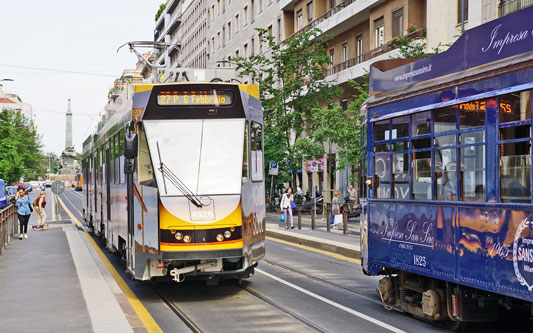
[0,0,163,155]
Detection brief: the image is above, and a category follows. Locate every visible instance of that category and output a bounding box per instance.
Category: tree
[0,109,43,183]
[231,28,342,189]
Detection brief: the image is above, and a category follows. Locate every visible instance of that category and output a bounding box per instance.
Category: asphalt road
[54,189,528,333]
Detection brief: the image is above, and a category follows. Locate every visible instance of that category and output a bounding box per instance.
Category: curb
[266,229,361,260]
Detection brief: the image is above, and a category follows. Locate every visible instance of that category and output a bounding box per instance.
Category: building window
[375,17,384,47]
[268,25,273,37]
[259,0,263,12]
[251,0,255,23]
[222,27,226,47]
[356,35,363,63]
[297,9,303,31]
[457,0,468,25]
[251,38,255,55]
[211,5,215,21]
[307,2,313,23]
[217,0,220,15]
[244,43,248,57]
[277,18,281,42]
[222,0,226,13]
[244,6,248,25]
[228,22,232,40]
[341,99,348,110]
[330,0,336,9]
[217,32,221,49]
[342,43,348,63]
[259,33,263,53]
[235,49,239,58]
[235,14,240,33]
[392,7,403,38]
[211,37,215,53]
[329,48,334,75]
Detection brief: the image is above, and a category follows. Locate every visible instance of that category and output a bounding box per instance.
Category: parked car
[43,181,52,188]
[25,182,32,192]
[6,186,17,204]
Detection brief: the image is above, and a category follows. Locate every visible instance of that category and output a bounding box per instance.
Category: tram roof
[368,6,533,108]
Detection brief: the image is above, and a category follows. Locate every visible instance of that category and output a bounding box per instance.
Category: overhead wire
[0,64,121,78]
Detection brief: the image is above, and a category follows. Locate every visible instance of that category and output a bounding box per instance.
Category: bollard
[326,203,331,232]
[343,204,348,235]
[297,205,302,230]
[311,205,316,230]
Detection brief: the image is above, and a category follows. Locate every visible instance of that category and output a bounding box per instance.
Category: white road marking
[257,269,406,333]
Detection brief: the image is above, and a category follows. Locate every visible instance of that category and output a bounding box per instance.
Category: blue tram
[362,7,533,328]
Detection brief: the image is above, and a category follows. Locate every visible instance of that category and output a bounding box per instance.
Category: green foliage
[0,109,44,183]
[392,29,450,59]
[155,3,166,21]
[231,28,342,188]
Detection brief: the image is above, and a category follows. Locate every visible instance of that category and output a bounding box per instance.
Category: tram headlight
[230,227,235,232]
[170,229,177,235]
[183,235,192,243]
[216,234,224,242]
[175,232,183,241]
[224,231,231,239]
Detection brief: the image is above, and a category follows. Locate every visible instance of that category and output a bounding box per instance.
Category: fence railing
[325,28,426,77]
[0,205,18,255]
[499,0,533,16]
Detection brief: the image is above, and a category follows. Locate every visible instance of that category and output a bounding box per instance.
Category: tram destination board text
[157,90,233,106]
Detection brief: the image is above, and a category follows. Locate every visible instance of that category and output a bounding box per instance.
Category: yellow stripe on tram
[58,196,163,333]
[266,236,361,265]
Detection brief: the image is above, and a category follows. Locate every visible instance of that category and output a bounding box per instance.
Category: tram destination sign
[370,5,533,94]
[157,90,233,106]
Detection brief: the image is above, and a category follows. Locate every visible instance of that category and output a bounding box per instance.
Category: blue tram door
[0,179,7,209]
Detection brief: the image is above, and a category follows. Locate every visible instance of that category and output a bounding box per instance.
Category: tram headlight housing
[175,232,183,241]
[170,229,177,235]
[230,227,235,232]
[183,235,192,243]
[224,231,231,239]
[216,234,224,242]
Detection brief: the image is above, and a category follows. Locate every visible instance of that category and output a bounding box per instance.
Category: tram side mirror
[124,132,138,158]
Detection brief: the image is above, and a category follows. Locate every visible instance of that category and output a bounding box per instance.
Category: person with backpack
[15,186,32,239]
[33,191,47,230]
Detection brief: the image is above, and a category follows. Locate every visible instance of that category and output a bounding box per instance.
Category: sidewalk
[266,213,361,259]
[0,190,144,332]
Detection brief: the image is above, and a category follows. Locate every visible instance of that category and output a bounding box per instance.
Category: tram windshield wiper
[156,141,203,208]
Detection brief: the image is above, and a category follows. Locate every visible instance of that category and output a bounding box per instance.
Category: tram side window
[391,116,409,139]
[374,120,389,141]
[137,126,155,186]
[433,106,456,133]
[374,155,390,199]
[242,122,249,183]
[114,134,120,184]
[499,141,531,203]
[119,129,124,184]
[498,90,532,203]
[411,111,430,136]
[392,153,409,199]
[412,150,431,200]
[434,148,457,201]
[250,121,263,182]
[461,145,486,201]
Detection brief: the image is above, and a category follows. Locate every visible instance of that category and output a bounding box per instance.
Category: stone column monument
[58,99,80,175]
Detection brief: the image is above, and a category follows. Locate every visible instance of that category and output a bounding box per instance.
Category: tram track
[239,283,327,333]
[151,285,204,333]
[262,259,383,306]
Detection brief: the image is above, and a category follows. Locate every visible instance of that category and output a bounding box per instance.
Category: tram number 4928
[413,254,427,267]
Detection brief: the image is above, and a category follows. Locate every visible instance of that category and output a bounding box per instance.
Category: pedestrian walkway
[266,213,361,260]
[0,189,145,333]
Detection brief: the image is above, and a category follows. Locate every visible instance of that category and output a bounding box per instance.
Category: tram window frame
[250,121,263,182]
[374,154,390,199]
[119,129,125,184]
[498,90,532,203]
[242,121,250,183]
[392,152,409,199]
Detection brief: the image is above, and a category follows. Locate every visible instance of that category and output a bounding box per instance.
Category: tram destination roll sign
[370,5,533,94]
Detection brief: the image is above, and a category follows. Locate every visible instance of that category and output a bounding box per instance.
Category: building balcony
[324,28,425,84]
[498,0,533,16]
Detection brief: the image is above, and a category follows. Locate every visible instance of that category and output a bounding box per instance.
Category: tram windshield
[143,119,245,196]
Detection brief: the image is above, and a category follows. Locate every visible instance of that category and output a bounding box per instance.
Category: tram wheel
[446,320,468,332]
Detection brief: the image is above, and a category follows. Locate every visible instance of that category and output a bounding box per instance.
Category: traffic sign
[268,161,278,175]
[51,181,65,195]
[309,160,319,172]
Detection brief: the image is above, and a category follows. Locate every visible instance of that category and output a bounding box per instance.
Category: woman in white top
[280,187,294,229]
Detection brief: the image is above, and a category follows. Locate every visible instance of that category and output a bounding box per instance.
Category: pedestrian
[331,191,342,229]
[347,184,356,210]
[15,186,32,239]
[33,191,47,230]
[280,187,295,229]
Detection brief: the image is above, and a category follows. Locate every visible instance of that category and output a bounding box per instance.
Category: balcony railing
[284,0,357,42]
[325,29,426,77]
[499,0,533,16]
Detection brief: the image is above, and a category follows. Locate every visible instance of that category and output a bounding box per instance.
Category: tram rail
[151,286,203,333]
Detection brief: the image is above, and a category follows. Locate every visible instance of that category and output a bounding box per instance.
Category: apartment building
[153,0,208,68]
[206,0,284,73]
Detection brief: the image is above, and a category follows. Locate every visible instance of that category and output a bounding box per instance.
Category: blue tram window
[411,111,430,136]
[433,106,456,133]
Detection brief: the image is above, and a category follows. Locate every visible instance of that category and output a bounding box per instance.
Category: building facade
[0,84,33,119]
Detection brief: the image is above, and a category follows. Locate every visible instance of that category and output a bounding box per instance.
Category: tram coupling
[169,259,221,283]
